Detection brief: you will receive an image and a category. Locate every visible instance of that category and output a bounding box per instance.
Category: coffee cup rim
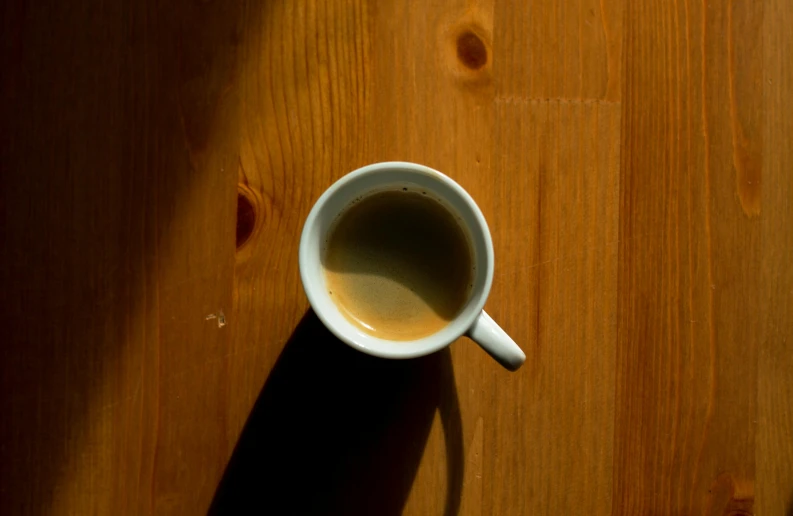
[299,161,495,359]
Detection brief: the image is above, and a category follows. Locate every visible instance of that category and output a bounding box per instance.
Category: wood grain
[1,0,791,514]
[758,0,793,513]
[1,0,242,513]
[614,1,768,513]
[485,98,620,515]
[493,0,623,100]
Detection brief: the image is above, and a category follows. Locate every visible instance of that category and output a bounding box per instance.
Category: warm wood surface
[1,0,791,514]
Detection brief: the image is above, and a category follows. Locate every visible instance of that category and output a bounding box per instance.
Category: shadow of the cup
[208,311,464,516]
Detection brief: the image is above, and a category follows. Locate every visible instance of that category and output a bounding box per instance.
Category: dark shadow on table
[208,311,464,516]
[1,1,243,513]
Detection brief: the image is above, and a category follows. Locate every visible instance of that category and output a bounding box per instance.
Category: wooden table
[2,0,791,514]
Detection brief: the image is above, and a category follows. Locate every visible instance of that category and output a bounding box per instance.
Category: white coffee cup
[299,162,525,371]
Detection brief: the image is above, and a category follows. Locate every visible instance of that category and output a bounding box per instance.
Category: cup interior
[299,162,494,359]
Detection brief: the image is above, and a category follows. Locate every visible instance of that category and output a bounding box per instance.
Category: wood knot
[707,473,754,516]
[440,20,492,88]
[456,31,487,70]
[236,185,259,250]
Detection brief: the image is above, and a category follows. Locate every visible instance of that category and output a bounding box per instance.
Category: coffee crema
[323,189,474,341]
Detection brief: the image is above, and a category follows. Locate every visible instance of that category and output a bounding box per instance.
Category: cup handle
[467,311,526,371]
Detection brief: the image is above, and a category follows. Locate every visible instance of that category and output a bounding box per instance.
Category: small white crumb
[206,310,226,328]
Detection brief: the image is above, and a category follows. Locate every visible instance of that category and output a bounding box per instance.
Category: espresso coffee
[323,189,474,340]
